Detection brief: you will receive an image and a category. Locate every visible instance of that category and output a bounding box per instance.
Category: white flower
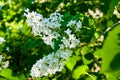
[24,8,29,13]
[50,12,63,22]
[0,55,9,71]
[0,37,5,45]
[67,20,76,27]
[55,49,72,59]
[30,49,71,78]
[24,10,43,26]
[68,34,80,48]
[60,33,80,49]
[48,12,63,29]
[42,35,53,46]
[59,44,64,50]
[0,55,4,62]
[24,9,82,78]
[42,31,60,48]
[69,34,75,40]
[52,32,60,38]
[24,9,44,36]
[64,29,72,35]
[24,10,62,48]
[114,7,120,18]
[88,8,103,19]
[67,20,82,31]
[76,20,82,31]
[61,37,70,48]
[69,39,80,48]
[3,61,9,68]
[33,0,50,3]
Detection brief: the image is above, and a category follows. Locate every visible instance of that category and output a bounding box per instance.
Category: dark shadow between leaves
[110,52,120,70]
[118,33,120,46]
[110,32,120,70]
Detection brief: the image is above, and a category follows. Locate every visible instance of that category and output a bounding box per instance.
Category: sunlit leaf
[81,46,93,64]
[72,65,88,79]
[0,68,18,80]
[65,55,79,71]
[17,74,26,80]
[81,46,90,55]
[100,25,120,80]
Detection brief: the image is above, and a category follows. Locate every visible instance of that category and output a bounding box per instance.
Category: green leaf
[52,78,57,80]
[53,39,59,52]
[75,48,81,56]
[107,20,114,28]
[100,25,120,80]
[72,65,88,79]
[82,55,93,65]
[81,46,93,64]
[0,68,18,80]
[65,55,79,71]
[0,78,7,80]
[81,46,91,55]
[71,14,80,20]
[62,12,72,26]
[86,74,97,80]
[104,73,117,80]
[94,48,102,58]
[80,27,95,42]
[17,74,26,80]
[23,38,40,51]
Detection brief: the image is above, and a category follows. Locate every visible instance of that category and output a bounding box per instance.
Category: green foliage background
[0,0,120,80]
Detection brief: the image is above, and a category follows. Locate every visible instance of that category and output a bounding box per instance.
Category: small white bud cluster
[88,8,103,19]
[0,37,5,45]
[0,55,9,71]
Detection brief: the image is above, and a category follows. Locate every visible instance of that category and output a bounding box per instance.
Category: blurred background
[0,0,120,80]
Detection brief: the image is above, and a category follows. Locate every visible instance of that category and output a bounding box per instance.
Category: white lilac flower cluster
[30,49,72,77]
[114,7,120,18]
[0,55,9,71]
[24,9,63,48]
[67,20,82,31]
[0,37,9,71]
[59,29,80,49]
[87,8,103,19]
[24,8,82,78]
[0,37,5,45]
[33,0,50,4]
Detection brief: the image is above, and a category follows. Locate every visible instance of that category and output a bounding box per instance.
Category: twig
[103,21,120,34]
[97,20,120,41]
